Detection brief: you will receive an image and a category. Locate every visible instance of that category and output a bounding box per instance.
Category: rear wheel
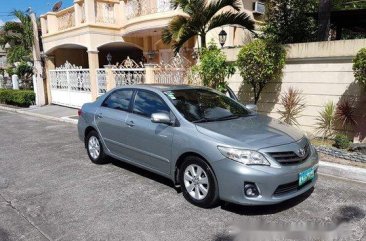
[179,156,219,208]
[86,130,108,164]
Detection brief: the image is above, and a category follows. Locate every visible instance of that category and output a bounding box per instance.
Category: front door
[123,90,174,175]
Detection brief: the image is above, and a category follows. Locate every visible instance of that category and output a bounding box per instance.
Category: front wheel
[179,156,219,208]
[86,130,109,164]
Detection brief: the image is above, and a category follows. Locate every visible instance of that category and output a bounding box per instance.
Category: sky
[0,0,73,24]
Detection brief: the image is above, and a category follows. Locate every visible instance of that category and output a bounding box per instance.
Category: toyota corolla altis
[78,85,318,208]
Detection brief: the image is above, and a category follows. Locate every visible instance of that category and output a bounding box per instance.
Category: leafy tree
[263,0,318,44]
[353,48,366,91]
[236,39,286,104]
[162,0,255,52]
[0,10,34,64]
[193,42,235,91]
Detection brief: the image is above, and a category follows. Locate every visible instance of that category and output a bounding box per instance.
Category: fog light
[244,182,259,197]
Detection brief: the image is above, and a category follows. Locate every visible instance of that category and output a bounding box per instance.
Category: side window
[133,91,170,117]
[102,89,133,111]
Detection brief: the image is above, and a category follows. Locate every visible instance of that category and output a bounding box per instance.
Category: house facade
[40,0,263,107]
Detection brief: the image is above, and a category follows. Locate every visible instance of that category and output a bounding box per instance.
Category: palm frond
[206,0,242,18]
[162,28,173,44]
[171,29,196,53]
[207,12,255,32]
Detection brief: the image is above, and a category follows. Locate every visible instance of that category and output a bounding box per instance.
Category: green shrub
[194,41,235,92]
[334,134,350,149]
[353,48,366,91]
[236,39,286,104]
[0,89,35,107]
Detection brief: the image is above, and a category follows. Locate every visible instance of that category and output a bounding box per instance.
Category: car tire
[179,156,219,208]
[86,130,109,164]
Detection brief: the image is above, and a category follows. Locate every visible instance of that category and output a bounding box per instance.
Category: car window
[132,90,170,117]
[102,89,133,111]
[163,89,249,122]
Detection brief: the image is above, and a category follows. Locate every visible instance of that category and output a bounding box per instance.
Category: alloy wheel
[183,164,209,200]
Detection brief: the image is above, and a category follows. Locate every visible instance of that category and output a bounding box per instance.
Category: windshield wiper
[192,117,214,123]
[212,114,241,121]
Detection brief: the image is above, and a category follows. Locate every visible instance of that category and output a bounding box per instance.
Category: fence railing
[113,68,145,86]
[96,69,107,95]
[50,69,90,92]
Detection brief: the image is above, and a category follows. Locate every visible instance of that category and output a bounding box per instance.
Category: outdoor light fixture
[147,50,156,60]
[218,29,227,47]
[106,52,112,65]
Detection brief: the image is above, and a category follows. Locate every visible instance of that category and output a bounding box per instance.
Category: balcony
[40,0,121,36]
[40,0,177,37]
[125,0,174,20]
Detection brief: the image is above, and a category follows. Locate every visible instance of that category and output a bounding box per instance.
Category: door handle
[96,113,103,119]
[126,120,135,127]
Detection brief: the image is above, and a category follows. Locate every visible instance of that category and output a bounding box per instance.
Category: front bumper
[211,146,319,205]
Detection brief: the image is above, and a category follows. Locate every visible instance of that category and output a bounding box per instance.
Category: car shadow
[220,187,314,215]
[109,157,180,192]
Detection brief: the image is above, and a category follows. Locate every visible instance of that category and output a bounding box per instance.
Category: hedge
[0,89,35,107]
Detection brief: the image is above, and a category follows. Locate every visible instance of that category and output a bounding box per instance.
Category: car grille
[273,179,312,196]
[267,142,311,165]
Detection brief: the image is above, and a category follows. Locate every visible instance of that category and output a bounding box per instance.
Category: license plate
[299,167,315,186]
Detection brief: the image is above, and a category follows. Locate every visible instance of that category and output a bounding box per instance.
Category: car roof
[119,84,211,92]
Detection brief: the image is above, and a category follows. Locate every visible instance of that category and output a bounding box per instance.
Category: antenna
[52,1,62,12]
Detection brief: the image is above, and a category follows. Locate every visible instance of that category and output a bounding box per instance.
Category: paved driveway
[0,110,365,241]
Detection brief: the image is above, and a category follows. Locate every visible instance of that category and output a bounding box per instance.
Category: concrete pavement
[0,110,365,241]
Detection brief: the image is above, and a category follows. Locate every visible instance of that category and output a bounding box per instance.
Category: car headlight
[217,146,270,166]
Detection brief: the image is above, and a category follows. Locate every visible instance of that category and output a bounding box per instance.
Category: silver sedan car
[77,85,318,208]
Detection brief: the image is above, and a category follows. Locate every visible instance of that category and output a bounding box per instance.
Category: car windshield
[163,89,249,123]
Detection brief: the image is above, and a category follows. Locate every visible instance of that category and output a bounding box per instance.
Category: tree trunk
[200,34,206,49]
[317,0,331,41]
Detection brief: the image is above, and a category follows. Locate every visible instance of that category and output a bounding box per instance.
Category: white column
[12,74,19,90]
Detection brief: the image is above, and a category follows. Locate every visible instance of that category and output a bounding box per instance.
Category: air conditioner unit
[253,1,265,15]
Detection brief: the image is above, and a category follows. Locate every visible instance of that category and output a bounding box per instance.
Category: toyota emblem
[298,148,306,157]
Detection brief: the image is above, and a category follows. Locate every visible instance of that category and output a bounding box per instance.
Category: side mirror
[151,113,172,125]
[245,104,257,113]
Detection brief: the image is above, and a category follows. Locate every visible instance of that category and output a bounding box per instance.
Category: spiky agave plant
[278,87,305,126]
[335,98,358,130]
[315,101,336,139]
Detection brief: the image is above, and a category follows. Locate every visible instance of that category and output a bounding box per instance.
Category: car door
[95,89,135,160]
[122,90,174,175]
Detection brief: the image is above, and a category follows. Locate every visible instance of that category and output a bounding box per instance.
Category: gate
[96,57,145,95]
[49,61,92,108]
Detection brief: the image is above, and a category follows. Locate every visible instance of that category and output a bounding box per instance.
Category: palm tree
[162,0,255,52]
[0,10,34,64]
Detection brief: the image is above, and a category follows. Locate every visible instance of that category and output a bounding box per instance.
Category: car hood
[195,114,304,150]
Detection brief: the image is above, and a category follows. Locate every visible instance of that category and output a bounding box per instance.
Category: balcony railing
[96,1,115,24]
[126,0,174,20]
[56,7,75,31]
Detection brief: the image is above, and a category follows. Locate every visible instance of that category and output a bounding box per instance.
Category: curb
[1,105,365,183]
[0,105,77,125]
[318,161,366,183]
